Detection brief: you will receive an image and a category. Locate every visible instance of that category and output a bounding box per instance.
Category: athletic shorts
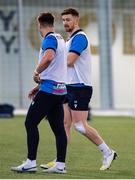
[63,85,93,111]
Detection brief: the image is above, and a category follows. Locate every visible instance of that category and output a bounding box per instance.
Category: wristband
[34,69,39,75]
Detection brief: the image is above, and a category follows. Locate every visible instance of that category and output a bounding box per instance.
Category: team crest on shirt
[56,84,66,89]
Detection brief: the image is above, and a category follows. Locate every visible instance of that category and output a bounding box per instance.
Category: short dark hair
[37,12,54,27]
[61,8,79,17]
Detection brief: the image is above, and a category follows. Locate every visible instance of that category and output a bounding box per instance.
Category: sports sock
[26,159,36,166]
[56,162,65,169]
[98,142,112,157]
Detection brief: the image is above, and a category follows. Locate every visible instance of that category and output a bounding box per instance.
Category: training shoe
[40,159,56,169]
[100,150,118,170]
[11,159,37,173]
[43,164,67,174]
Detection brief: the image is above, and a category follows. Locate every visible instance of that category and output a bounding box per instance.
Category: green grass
[0,115,135,179]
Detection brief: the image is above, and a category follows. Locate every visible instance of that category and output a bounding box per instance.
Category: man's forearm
[35,59,51,74]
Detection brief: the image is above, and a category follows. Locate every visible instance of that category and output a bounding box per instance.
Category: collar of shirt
[45,31,54,38]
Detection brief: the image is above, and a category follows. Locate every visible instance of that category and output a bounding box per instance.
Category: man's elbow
[67,61,74,67]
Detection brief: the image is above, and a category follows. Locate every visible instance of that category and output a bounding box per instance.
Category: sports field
[0,115,135,179]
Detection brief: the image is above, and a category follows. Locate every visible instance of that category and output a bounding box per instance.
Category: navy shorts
[64,85,93,111]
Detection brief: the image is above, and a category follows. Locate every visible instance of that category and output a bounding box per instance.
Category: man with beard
[41,8,117,172]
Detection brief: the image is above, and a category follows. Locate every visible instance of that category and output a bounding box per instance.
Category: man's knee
[74,121,86,134]
[25,119,30,129]
[25,116,35,130]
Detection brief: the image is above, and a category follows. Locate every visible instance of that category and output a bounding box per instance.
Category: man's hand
[33,70,40,83]
[28,85,39,100]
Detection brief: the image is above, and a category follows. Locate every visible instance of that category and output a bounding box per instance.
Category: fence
[0,0,135,112]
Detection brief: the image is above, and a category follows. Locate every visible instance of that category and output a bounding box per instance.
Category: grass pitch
[0,115,135,179]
